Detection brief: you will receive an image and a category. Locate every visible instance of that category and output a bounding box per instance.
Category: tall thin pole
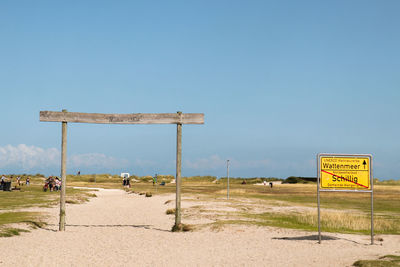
[371,188,374,245]
[317,182,321,243]
[317,155,321,244]
[175,111,182,229]
[371,158,374,245]
[227,160,230,200]
[59,109,67,231]
[155,174,158,194]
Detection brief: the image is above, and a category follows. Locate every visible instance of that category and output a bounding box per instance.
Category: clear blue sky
[1,0,399,179]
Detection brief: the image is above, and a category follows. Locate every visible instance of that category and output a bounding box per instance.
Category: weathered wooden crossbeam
[40,111,204,124]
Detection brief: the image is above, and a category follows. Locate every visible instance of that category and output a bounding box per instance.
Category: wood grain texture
[59,117,67,231]
[40,111,204,124]
[175,121,182,227]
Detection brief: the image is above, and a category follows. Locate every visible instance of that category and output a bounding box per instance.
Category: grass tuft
[23,220,47,229]
[0,228,29,237]
[166,208,175,215]
[353,254,400,266]
[182,224,194,231]
[171,224,194,232]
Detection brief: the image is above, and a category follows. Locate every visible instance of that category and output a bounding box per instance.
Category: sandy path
[0,188,399,266]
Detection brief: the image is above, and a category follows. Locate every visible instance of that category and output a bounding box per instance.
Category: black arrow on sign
[363,160,367,169]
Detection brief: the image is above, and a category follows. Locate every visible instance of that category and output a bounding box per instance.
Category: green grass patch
[0,184,96,230]
[183,176,217,183]
[219,177,282,184]
[0,185,98,210]
[231,184,400,214]
[245,212,318,232]
[0,212,42,225]
[353,255,400,266]
[0,185,58,210]
[242,211,400,235]
[0,211,46,237]
[0,228,30,237]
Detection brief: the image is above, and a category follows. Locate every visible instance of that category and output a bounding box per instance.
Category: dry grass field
[0,175,399,266]
[1,175,399,236]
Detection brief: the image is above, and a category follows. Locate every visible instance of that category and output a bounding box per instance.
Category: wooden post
[175,111,182,229]
[59,109,67,231]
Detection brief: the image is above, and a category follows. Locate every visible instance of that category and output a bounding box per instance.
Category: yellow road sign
[319,155,371,190]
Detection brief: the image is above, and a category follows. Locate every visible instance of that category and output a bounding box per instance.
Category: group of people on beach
[0,174,64,192]
[15,176,30,186]
[122,176,131,188]
[43,176,61,192]
[1,175,30,190]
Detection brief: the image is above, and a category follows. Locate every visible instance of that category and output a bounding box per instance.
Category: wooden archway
[40,110,204,231]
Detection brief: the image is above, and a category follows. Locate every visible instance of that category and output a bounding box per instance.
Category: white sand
[0,188,399,266]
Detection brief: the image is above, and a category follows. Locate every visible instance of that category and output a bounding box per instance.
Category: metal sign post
[317,153,373,244]
[227,159,230,200]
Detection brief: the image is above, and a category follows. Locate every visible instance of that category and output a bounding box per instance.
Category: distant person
[58,178,62,190]
[26,177,30,186]
[16,176,21,186]
[0,175,5,189]
[263,181,267,186]
[54,178,59,191]
[122,177,126,186]
[77,171,80,176]
[126,177,131,188]
[49,176,54,191]
[269,182,273,188]
[43,179,49,192]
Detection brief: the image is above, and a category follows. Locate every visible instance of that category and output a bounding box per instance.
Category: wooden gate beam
[40,111,204,124]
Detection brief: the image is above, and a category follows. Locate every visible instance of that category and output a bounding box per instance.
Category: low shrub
[282,176,316,184]
[171,224,194,232]
[166,208,175,215]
